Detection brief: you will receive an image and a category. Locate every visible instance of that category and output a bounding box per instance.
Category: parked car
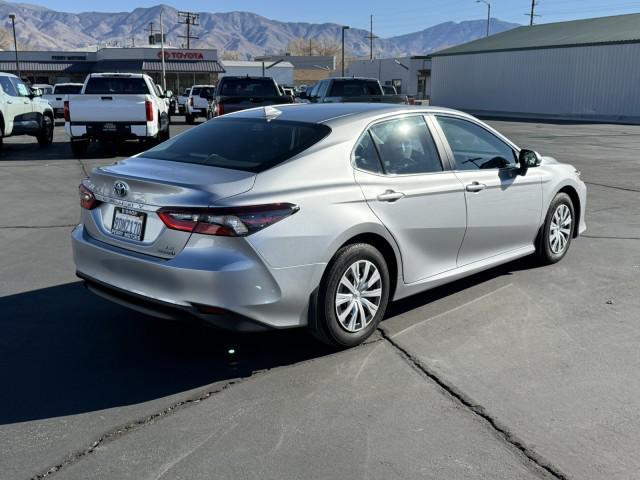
[186,84,216,124]
[44,83,83,118]
[303,77,408,104]
[210,76,294,117]
[72,103,586,348]
[31,83,54,95]
[177,87,191,114]
[0,73,54,150]
[64,73,170,156]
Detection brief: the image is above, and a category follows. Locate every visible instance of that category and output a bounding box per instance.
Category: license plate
[111,207,146,241]
[103,122,117,132]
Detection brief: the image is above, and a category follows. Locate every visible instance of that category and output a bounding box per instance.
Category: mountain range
[0,1,520,58]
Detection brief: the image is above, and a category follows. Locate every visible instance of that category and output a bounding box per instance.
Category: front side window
[140,118,331,173]
[436,116,517,170]
[353,132,383,174]
[0,77,18,96]
[369,116,443,175]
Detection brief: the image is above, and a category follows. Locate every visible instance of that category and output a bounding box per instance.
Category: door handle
[465,182,487,193]
[377,189,405,202]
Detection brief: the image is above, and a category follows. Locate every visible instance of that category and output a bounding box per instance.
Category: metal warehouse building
[431,14,640,123]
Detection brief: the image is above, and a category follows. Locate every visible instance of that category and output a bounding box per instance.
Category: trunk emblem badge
[113,181,129,198]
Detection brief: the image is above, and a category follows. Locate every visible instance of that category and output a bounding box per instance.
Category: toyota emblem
[113,181,129,198]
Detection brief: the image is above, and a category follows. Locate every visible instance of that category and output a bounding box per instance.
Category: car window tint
[353,131,383,174]
[140,118,331,173]
[84,77,150,95]
[220,78,278,96]
[0,77,18,96]
[436,116,517,170]
[329,80,381,96]
[369,116,443,175]
[53,85,82,94]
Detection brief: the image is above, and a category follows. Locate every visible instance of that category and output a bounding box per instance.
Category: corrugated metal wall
[431,43,640,122]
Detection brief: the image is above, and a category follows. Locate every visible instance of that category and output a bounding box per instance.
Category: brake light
[78,184,99,210]
[189,97,194,107]
[157,204,299,237]
[145,100,154,122]
[216,102,224,116]
[64,100,70,122]
[408,97,416,105]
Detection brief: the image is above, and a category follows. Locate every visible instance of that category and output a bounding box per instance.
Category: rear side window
[220,78,278,96]
[53,85,82,94]
[0,76,18,96]
[329,80,381,97]
[140,118,331,173]
[369,116,443,175]
[84,77,150,95]
[353,132,383,174]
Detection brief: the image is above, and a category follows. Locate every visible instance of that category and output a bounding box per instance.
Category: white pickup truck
[64,73,170,157]
[185,84,215,124]
[43,83,83,118]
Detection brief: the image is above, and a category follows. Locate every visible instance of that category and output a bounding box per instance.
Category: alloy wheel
[335,260,382,333]
[549,204,572,254]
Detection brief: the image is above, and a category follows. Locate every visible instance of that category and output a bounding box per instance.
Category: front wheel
[37,115,54,147]
[310,243,390,348]
[537,192,575,264]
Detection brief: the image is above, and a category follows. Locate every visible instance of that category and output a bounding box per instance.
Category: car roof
[226,103,466,125]
[89,73,147,78]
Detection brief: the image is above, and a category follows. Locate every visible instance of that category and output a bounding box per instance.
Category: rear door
[353,114,467,284]
[432,115,542,266]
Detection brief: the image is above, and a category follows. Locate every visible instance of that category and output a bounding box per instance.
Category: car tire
[186,113,195,125]
[37,115,54,147]
[310,243,390,348]
[70,139,88,157]
[536,192,575,264]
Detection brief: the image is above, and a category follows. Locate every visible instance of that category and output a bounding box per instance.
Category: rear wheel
[310,243,390,348]
[70,139,88,157]
[37,114,54,147]
[537,192,575,264]
[186,113,195,124]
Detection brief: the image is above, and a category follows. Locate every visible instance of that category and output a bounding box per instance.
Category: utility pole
[365,15,379,60]
[177,11,199,49]
[309,39,312,56]
[341,26,350,76]
[9,13,19,78]
[526,0,540,26]
[160,8,166,91]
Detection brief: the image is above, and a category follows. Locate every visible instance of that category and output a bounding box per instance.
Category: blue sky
[36,0,640,37]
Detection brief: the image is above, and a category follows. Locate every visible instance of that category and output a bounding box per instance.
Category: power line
[177,11,199,49]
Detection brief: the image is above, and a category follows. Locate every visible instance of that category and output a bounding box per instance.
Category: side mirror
[518,149,542,172]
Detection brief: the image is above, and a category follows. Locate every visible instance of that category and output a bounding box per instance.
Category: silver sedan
[72,103,587,348]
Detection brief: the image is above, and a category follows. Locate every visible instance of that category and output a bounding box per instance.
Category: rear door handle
[465,182,487,193]
[377,190,405,202]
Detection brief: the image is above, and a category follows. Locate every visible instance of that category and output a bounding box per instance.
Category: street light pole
[160,8,166,91]
[476,0,491,37]
[9,14,19,78]
[341,25,350,76]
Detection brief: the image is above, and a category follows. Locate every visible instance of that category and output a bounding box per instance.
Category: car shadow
[0,281,332,425]
[0,255,541,425]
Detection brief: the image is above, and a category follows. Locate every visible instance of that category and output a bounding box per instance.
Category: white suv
[0,73,54,150]
[186,85,215,124]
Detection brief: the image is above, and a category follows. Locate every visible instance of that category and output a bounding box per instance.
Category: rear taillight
[216,102,224,116]
[79,183,99,210]
[145,100,154,122]
[157,204,299,237]
[64,100,70,122]
[189,97,194,107]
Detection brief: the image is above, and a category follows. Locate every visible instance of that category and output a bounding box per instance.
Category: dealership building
[0,47,224,92]
[431,13,640,123]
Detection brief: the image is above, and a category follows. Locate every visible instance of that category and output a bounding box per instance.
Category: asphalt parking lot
[1,116,639,480]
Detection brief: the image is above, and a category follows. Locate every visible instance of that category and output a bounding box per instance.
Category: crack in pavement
[378,328,569,480]
[29,378,247,480]
[582,234,640,241]
[0,225,76,230]
[584,181,640,193]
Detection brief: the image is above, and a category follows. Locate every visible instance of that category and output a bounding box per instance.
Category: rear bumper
[65,121,157,140]
[71,224,323,330]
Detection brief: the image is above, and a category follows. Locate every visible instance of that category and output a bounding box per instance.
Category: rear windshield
[192,87,215,98]
[220,78,279,97]
[329,80,382,97]
[53,84,82,94]
[84,77,150,95]
[140,117,331,173]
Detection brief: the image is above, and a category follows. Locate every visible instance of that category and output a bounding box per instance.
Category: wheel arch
[557,185,581,238]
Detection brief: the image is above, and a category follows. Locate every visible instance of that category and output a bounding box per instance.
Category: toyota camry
[72,103,586,347]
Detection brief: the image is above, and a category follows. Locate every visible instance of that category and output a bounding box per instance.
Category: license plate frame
[102,122,117,132]
[111,207,147,241]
